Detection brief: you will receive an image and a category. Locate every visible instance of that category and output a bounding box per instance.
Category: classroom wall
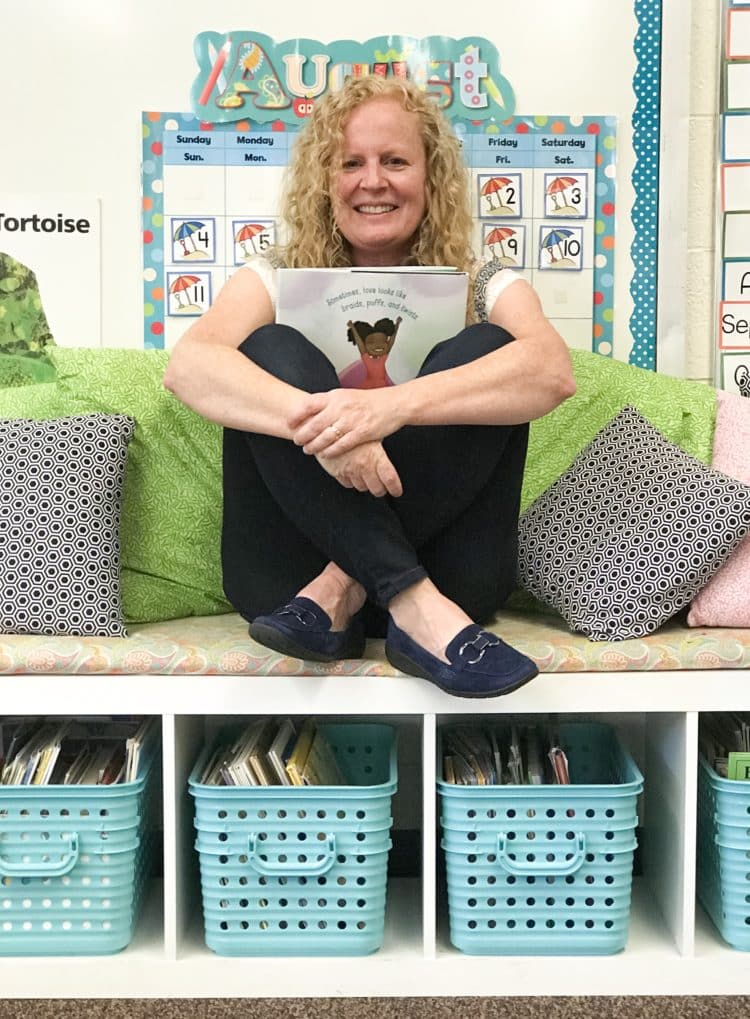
[0,0,719,379]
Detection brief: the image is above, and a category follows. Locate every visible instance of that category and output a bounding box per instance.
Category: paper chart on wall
[717,0,750,395]
[142,113,616,357]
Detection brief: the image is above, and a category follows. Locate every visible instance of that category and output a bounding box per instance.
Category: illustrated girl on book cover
[339,316,402,389]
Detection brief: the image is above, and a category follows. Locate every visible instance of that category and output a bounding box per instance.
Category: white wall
[688,0,721,383]
[1,0,711,376]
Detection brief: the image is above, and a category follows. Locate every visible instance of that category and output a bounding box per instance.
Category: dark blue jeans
[222,322,529,636]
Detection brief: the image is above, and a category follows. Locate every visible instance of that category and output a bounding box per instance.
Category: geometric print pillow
[0,414,135,637]
[517,406,750,641]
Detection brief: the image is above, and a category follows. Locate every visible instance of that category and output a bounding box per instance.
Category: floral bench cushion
[0,611,748,676]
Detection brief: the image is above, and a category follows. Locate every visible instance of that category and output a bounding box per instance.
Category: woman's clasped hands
[289,387,405,498]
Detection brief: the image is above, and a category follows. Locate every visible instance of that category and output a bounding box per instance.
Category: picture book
[247,718,278,786]
[441,721,571,786]
[276,267,469,389]
[727,752,750,781]
[266,718,296,786]
[196,718,349,787]
[0,717,154,786]
[301,728,347,787]
[285,718,315,787]
[701,711,750,779]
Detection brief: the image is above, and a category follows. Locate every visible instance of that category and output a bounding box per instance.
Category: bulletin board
[139,3,668,369]
[142,107,614,353]
[715,0,750,395]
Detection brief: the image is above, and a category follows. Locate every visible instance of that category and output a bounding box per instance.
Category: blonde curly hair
[277,76,477,282]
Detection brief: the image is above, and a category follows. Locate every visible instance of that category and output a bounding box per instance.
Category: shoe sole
[385,645,539,698]
[249,620,366,663]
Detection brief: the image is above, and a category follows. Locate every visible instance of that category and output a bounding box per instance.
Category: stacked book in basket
[437,720,643,956]
[0,716,158,955]
[697,711,750,950]
[189,718,397,956]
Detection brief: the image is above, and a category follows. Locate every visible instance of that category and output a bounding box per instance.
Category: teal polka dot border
[630,0,662,370]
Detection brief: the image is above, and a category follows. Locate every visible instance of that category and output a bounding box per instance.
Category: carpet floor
[1,998,749,1018]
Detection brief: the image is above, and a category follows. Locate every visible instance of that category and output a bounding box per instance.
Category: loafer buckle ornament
[249,596,366,663]
[278,602,318,627]
[457,632,500,665]
[384,619,539,699]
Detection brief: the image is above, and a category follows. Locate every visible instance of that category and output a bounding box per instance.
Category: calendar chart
[143,113,614,352]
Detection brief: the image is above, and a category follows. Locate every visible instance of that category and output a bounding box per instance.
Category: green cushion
[0,345,718,625]
[520,349,718,512]
[0,381,62,419]
[49,347,229,623]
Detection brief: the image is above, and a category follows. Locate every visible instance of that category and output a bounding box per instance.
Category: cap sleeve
[241,255,279,312]
[473,260,524,321]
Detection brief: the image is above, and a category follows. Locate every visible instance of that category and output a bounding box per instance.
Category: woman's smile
[355,204,398,214]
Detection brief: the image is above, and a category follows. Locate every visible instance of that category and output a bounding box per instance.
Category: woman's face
[332,97,427,267]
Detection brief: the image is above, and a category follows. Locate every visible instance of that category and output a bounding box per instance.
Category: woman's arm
[165,267,404,497]
[396,277,576,427]
[163,268,304,437]
[291,278,576,455]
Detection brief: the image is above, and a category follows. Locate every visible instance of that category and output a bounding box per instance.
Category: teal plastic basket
[697,755,750,949]
[0,740,158,956]
[438,722,643,956]
[189,722,397,957]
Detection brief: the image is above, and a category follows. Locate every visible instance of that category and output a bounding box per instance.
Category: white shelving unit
[2,669,749,999]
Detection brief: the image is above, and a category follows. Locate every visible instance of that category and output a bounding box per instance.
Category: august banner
[190,32,515,125]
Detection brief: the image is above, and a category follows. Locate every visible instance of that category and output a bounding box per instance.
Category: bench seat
[1,610,748,676]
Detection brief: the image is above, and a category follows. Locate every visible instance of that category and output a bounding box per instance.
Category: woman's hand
[290,387,405,456]
[316,440,403,498]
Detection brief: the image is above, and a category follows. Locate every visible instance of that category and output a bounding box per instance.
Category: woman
[164,75,576,698]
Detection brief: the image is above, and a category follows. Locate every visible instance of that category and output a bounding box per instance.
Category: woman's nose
[360,160,385,189]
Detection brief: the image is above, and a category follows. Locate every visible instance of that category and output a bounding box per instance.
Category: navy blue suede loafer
[249,596,366,662]
[385,619,539,698]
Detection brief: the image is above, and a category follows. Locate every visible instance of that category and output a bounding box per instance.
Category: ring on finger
[330,424,344,439]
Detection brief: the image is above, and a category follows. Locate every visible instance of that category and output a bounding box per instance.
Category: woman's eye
[342,159,360,170]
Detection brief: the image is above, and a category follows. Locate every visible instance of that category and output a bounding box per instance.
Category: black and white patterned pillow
[0,414,135,637]
[517,405,750,641]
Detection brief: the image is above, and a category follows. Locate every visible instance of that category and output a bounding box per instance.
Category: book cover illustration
[276,267,469,388]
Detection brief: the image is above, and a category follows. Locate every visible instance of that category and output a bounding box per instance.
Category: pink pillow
[688,390,750,627]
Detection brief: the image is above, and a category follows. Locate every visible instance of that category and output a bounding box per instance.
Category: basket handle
[246,834,336,876]
[496,831,586,876]
[0,833,79,877]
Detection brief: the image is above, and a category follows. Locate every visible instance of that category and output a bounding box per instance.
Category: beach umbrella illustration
[485,226,517,260]
[546,176,578,210]
[481,176,513,211]
[542,228,574,263]
[173,221,206,256]
[169,274,202,309]
[235,222,268,256]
